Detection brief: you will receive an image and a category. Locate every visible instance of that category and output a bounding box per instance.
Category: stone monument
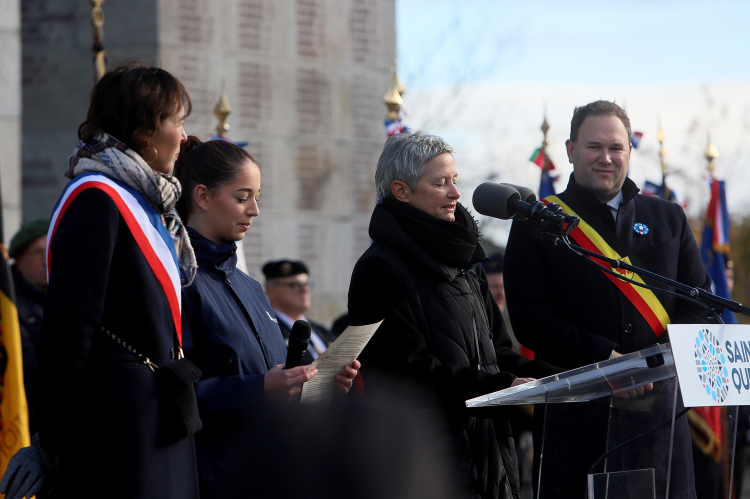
[0,0,21,241]
[21,0,396,323]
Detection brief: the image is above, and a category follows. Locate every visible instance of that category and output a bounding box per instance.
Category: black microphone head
[285,320,312,369]
[500,183,537,203]
[472,182,520,220]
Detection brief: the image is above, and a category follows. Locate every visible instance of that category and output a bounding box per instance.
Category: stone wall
[0,0,21,241]
[19,0,395,324]
[159,0,395,323]
[20,0,158,221]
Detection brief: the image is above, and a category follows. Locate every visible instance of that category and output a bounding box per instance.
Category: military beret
[262,259,309,279]
[9,217,50,258]
[481,253,504,275]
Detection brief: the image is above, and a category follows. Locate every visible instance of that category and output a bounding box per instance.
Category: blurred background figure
[8,217,49,435]
[482,253,506,312]
[263,259,338,365]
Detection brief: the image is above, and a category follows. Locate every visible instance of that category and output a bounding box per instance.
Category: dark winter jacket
[37,176,199,498]
[182,227,287,497]
[12,264,44,435]
[348,199,560,499]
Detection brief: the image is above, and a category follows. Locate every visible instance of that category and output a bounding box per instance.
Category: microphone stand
[537,230,750,321]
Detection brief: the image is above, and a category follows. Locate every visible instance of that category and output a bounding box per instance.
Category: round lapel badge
[633,223,649,235]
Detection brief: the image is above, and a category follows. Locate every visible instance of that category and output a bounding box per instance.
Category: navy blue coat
[182,228,287,496]
[37,181,199,499]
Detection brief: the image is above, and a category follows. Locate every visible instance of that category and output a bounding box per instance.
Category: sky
[396,0,750,88]
[395,0,750,246]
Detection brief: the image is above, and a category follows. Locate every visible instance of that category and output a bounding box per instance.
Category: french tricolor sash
[543,193,671,338]
[47,172,183,345]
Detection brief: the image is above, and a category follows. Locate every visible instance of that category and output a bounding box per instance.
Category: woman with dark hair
[31,63,200,498]
[173,136,359,497]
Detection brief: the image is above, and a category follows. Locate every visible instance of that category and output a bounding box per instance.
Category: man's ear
[194,184,210,211]
[565,139,575,163]
[391,180,411,202]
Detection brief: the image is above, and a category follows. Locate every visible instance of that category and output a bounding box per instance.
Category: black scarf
[379,198,483,269]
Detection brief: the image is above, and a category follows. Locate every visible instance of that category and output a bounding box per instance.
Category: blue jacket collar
[187,226,237,272]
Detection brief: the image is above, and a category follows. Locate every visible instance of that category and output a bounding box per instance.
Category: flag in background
[539,170,558,199]
[0,247,30,477]
[631,131,644,149]
[641,179,684,206]
[530,148,557,198]
[529,147,555,170]
[210,135,249,148]
[700,178,736,324]
[385,119,408,137]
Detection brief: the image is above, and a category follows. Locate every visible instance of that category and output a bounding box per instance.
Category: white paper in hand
[300,320,383,404]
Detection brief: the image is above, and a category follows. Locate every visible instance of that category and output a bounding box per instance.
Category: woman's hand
[511,377,535,387]
[264,364,317,402]
[334,360,361,395]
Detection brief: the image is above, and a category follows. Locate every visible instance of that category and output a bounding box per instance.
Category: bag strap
[102,327,159,372]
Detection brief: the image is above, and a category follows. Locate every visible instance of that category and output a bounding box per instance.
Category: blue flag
[539,170,557,199]
[700,179,736,324]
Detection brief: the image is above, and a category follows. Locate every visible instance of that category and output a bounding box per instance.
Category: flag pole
[540,106,550,173]
[90,0,106,82]
[657,117,672,201]
[705,132,719,179]
[214,79,231,140]
[383,65,406,137]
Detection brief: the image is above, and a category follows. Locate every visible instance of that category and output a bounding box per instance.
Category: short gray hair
[375,130,454,200]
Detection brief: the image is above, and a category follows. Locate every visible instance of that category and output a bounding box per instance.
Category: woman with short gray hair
[348,131,561,499]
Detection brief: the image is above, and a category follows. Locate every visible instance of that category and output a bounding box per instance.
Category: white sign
[669,324,750,407]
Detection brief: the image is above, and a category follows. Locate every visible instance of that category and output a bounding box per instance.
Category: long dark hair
[78,62,192,154]
[174,136,256,223]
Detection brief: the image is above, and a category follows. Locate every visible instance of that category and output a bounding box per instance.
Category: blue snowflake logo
[695,328,730,403]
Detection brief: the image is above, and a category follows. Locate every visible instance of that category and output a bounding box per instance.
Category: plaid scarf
[66,133,197,286]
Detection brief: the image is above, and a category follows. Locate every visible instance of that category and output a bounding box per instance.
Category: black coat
[348,200,560,499]
[505,174,713,368]
[277,318,337,366]
[12,264,44,435]
[504,174,711,499]
[182,228,288,497]
[37,183,199,498]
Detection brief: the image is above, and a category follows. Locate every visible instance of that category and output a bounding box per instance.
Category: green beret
[9,217,50,258]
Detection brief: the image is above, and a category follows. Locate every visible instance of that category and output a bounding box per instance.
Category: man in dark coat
[348,131,561,499]
[263,259,337,365]
[504,100,713,499]
[9,217,50,435]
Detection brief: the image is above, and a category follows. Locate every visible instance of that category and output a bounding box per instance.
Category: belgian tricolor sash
[544,193,671,338]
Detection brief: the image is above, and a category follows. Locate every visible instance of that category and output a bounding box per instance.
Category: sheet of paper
[300,320,383,404]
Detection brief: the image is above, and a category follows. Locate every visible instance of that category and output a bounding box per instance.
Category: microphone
[285,320,312,369]
[472,182,579,233]
[498,183,536,221]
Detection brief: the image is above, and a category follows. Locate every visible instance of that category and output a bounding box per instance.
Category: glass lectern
[466,344,740,499]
